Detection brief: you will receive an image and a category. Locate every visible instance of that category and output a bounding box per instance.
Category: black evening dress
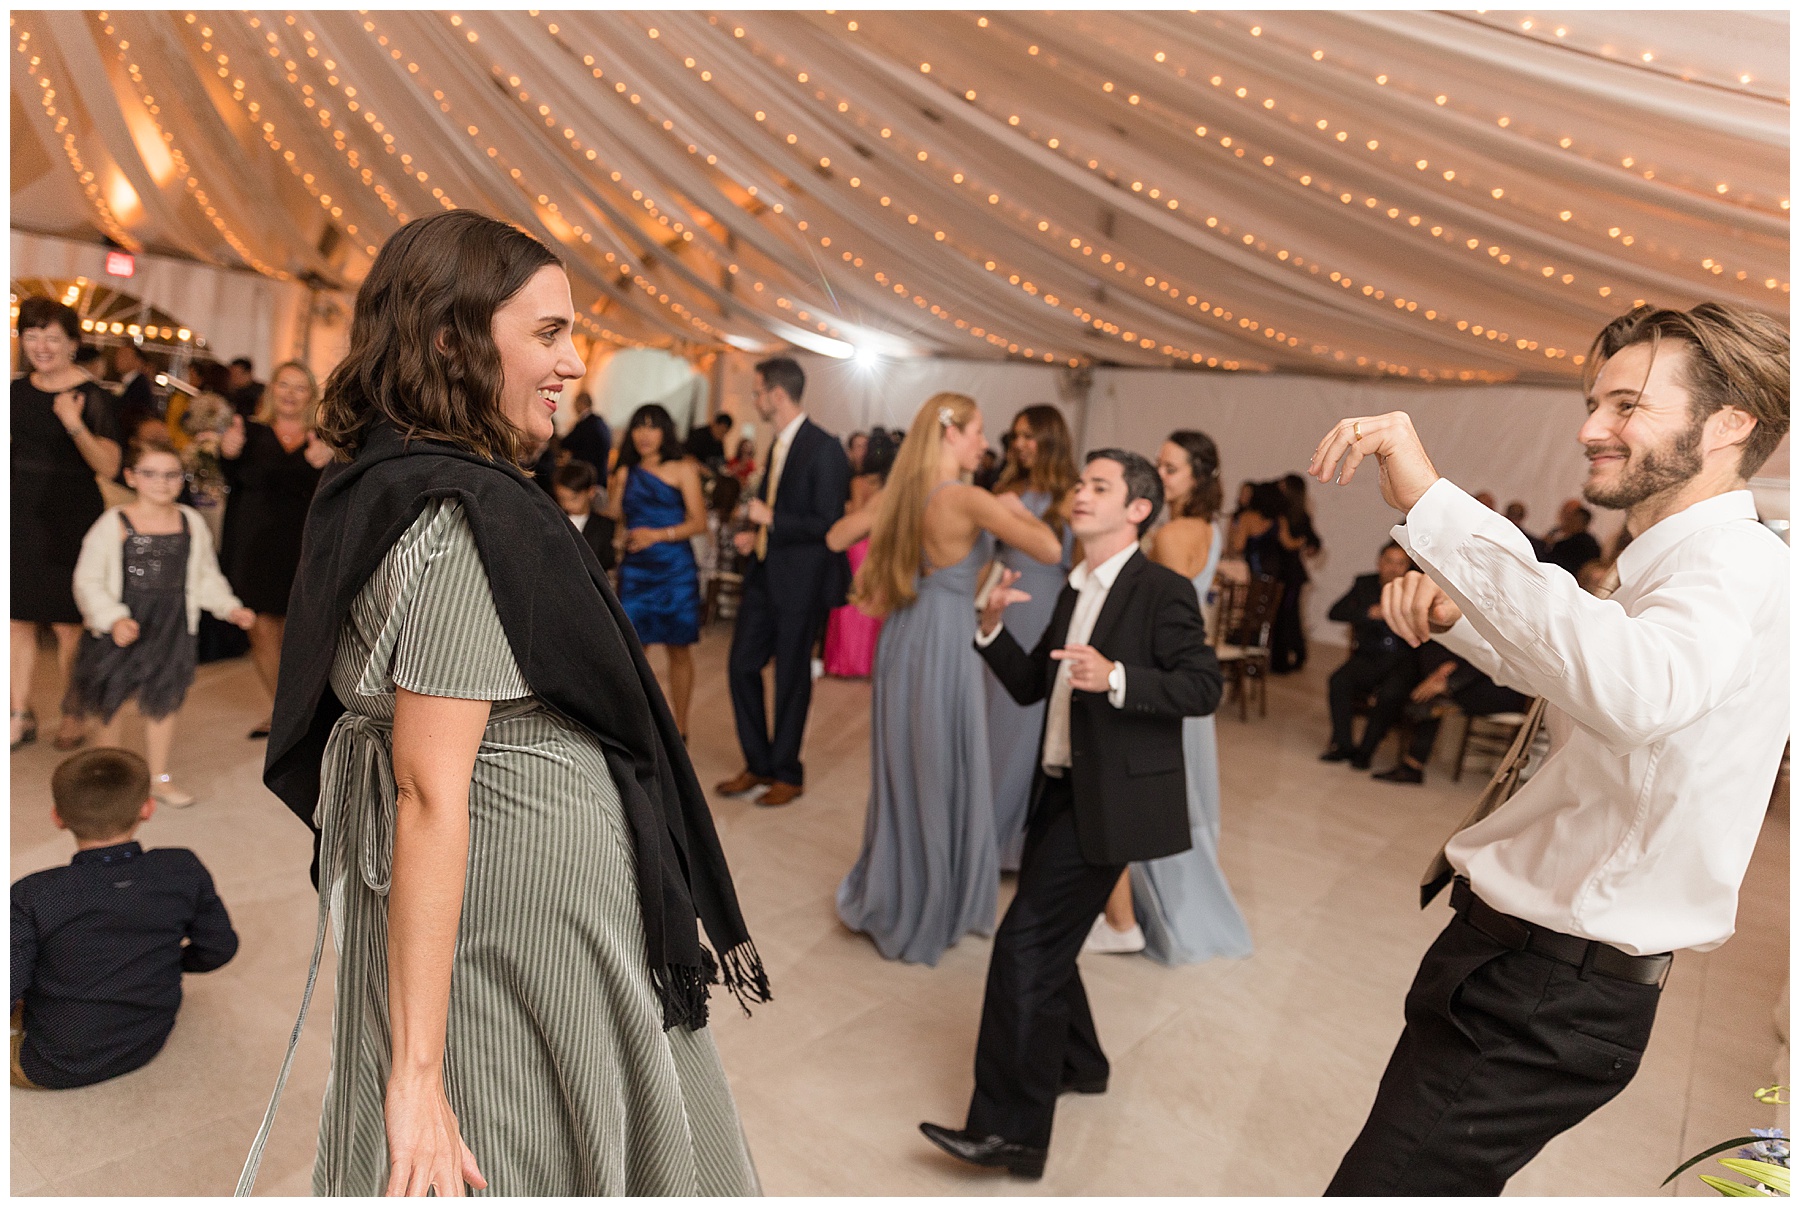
[12,377,119,624]
[219,423,324,616]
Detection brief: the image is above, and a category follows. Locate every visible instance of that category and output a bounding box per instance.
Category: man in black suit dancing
[921,449,1224,1179]
[716,356,851,808]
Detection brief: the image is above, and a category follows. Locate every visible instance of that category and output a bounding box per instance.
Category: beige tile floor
[9,631,1787,1196]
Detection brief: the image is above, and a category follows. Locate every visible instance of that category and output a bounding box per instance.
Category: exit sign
[104,251,135,278]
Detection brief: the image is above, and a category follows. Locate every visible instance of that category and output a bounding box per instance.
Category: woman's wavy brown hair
[992,404,1076,536]
[316,211,561,465]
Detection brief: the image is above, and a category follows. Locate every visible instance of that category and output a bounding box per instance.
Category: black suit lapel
[1086,549,1145,654]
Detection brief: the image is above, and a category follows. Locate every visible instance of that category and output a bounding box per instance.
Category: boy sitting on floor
[11,748,238,1089]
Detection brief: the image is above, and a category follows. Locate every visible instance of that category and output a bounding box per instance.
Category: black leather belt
[1450,878,1672,987]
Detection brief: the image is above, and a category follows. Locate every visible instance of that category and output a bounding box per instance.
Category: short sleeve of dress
[379,500,531,702]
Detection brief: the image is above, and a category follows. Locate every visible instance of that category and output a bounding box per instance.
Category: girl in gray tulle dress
[69,444,252,807]
[835,393,1064,966]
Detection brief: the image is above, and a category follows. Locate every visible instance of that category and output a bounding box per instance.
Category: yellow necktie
[755,439,784,560]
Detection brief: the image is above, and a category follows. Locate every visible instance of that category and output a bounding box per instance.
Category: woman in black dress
[1269,473,1323,674]
[218,360,331,737]
[11,298,122,750]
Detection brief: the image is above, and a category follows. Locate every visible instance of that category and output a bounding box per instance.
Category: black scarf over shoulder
[265,421,768,1029]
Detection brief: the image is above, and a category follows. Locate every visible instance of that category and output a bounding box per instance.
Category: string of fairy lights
[492,9,997,356]
[28,12,1784,382]
[582,13,1221,370]
[13,21,137,249]
[91,12,291,280]
[181,12,412,257]
[931,17,1580,372]
[362,11,727,349]
[857,18,1580,371]
[821,10,1786,366]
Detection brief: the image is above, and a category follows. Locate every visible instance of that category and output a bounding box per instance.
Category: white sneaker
[152,774,196,809]
[1082,914,1146,954]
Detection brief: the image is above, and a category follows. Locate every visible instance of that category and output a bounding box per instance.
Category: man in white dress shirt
[1308,302,1789,1194]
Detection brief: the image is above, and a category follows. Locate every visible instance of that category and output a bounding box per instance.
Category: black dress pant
[727,559,822,786]
[1328,654,1417,757]
[1326,907,1663,1195]
[965,776,1124,1149]
[1403,681,1532,765]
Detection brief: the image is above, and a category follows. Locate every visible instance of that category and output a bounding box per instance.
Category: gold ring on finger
[1352,421,1363,443]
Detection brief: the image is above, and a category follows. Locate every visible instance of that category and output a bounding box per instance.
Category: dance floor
[10,628,1787,1196]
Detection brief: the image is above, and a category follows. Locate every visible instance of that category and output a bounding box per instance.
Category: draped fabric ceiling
[11,9,1789,385]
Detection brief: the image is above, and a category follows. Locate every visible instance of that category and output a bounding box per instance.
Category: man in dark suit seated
[1321,542,1422,769]
[1544,501,1603,575]
[552,459,616,572]
[1372,643,1532,784]
[716,356,851,808]
[561,390,611,482]
[919,449,1223,1180]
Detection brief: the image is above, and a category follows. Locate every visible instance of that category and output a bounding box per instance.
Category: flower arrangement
[1663,1086,1789,1196]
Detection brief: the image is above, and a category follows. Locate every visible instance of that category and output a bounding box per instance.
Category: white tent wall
[1087,372,1591,647]
[10,230,311,382]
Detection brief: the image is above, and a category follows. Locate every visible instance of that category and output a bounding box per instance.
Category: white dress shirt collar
[773,412,806,451]
[1614,489,1757,585]
[1068,540,1137,594]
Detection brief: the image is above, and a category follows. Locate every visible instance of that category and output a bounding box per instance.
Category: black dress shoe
[1319,745,1353,763]
[1059,1075,1108,1096]
[918,1122,1047,1179]
[1372,763,1425,784]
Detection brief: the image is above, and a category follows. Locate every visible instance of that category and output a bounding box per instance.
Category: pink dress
[823,537,882,677]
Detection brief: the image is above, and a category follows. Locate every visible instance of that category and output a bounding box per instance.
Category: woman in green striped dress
[255,212,766,1197]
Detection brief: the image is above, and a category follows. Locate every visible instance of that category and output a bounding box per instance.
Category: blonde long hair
[253,360,321,429]
[852,391,979,617]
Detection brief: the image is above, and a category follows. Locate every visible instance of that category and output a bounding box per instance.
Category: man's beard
[1582,414,1705,510]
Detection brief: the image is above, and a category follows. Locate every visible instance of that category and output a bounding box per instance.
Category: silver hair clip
[938,405,955,428]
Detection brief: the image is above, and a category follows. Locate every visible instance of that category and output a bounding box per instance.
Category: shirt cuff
[1107,661,1126,708]
[975,622,1003,648]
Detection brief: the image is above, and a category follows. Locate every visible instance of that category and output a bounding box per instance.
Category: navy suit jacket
[754,417,851,612]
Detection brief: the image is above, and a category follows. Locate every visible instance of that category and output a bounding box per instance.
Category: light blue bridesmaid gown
[983,489,1075,871]
[837,487,999,967]
[1129,522,1254,964]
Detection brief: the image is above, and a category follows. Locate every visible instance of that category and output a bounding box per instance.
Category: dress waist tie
[235,711,396,1196]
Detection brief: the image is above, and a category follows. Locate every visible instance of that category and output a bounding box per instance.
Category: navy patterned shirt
[11,841,237,1088]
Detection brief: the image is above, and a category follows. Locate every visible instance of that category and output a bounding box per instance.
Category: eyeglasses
[130,469,185,483]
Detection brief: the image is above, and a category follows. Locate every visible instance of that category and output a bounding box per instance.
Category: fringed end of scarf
[653,941,772,1031]
[653,950,717,1032]
[718,938,772,1018]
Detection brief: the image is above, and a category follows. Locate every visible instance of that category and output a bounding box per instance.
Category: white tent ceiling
[11,10,1788,384]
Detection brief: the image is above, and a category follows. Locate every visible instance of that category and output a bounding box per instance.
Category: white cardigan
[72,505,245,636]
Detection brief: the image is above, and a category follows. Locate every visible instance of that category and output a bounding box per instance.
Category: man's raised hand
[1308,411,1441,513]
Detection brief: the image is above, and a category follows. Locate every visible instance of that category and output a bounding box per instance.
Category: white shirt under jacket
[977,541,1131,775]
[1394,479,1788,956]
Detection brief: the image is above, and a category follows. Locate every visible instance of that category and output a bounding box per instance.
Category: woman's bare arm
[827,489,881,553]
[967,487,1062,564]
[669,461,708,541]
[384,686,491,1197]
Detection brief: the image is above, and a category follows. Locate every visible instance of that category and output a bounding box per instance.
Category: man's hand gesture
[1308,411,1441,513]
[978,567,1030,639]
